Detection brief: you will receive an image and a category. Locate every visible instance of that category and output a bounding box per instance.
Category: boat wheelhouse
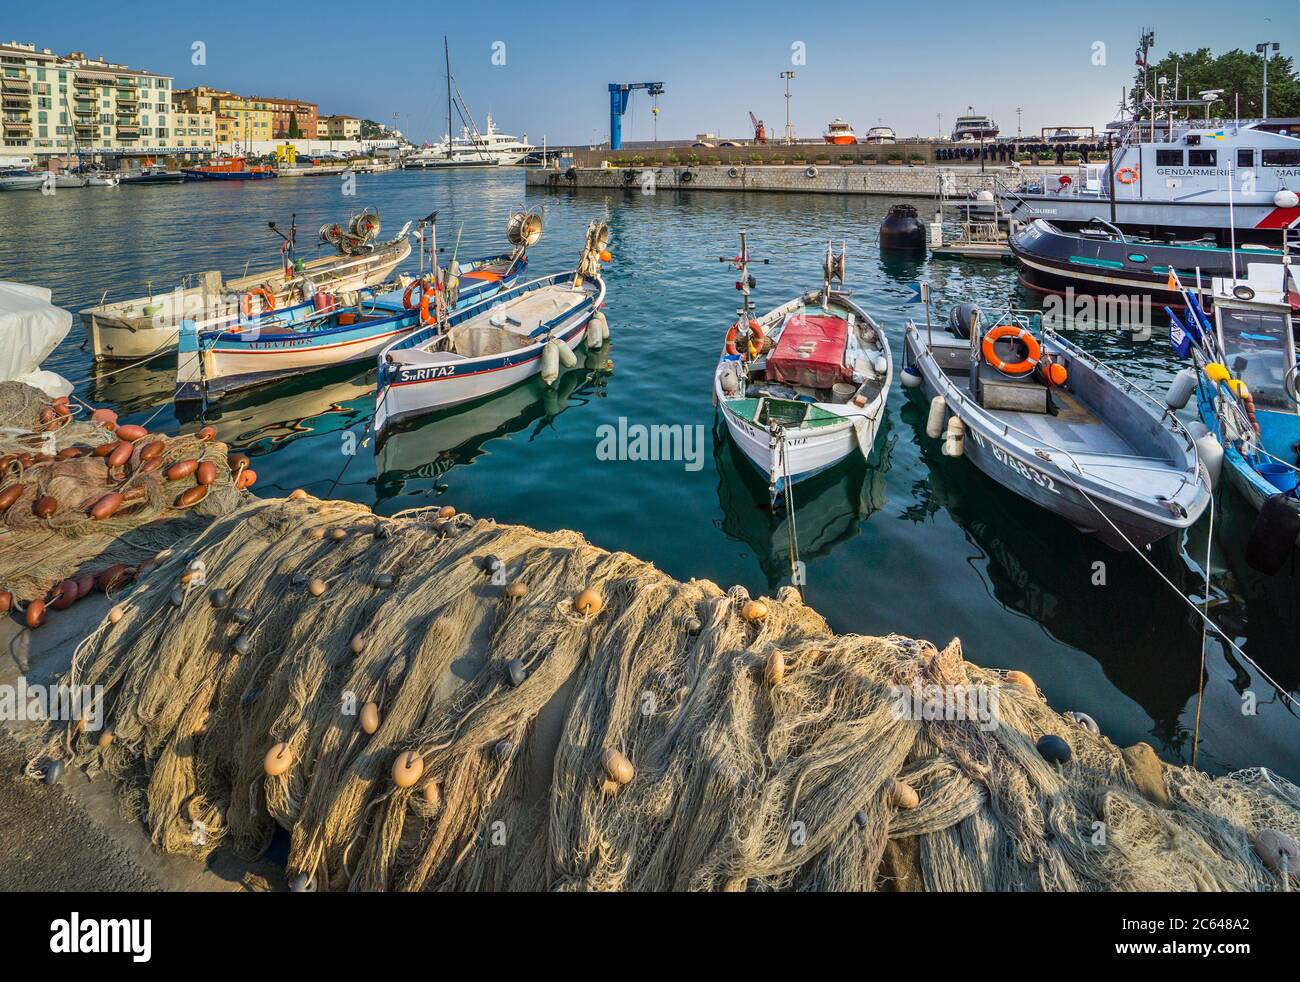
[952,113,999,141]
[863,126,896,144]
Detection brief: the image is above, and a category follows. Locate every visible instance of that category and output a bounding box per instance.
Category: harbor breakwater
[6,474,1299,890]
[526,163,1071,197]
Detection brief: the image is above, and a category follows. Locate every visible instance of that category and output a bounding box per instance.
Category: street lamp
[1256,42,1279,119]
[780,71,795,144]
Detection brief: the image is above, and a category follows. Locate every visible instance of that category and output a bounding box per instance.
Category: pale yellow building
[174,86,271,149]
[321,114,361,140]
[171,108,215,150]
[2,40,173,154]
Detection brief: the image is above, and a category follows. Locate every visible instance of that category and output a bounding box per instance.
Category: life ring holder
[680,169,693,184]
[805,166,818,178]
[241,287,276,319]
[727,166,741,179]
[1116,166,1139,185]
[622,169,635,184]
[981,324,1042,376]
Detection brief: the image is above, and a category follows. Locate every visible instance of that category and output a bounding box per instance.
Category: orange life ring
[241,287,276,319]
[981,324,1042,376]
[725,319,764,357]
[403,279,437,325]
[1116,166,1139,185]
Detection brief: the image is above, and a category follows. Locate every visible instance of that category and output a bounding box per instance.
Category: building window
[1187,149,1217,167]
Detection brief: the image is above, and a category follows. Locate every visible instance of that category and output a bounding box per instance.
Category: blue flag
[905,282,924,304]
[1166,307,1193,359]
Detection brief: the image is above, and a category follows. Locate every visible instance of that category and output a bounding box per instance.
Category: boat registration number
[969,429,1060,494]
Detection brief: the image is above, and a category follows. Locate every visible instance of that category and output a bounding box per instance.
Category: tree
[287,112,302,139]
[1131,47,1299,119]
[359,119,386,140]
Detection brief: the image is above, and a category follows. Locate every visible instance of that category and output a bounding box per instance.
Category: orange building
[256,96,318,139]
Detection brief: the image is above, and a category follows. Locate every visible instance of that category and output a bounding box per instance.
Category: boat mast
[445,37,453,159]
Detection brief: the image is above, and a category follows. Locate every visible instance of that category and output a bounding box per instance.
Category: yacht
[864,126,896,144]
[402,115,534,168]
[999,118,1300,244]
[952,112,999,141]
[823,117,858,145]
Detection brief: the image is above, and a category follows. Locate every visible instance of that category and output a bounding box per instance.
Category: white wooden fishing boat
[80,209,412,361]
[374,222,610,435]
[713,235,892,500]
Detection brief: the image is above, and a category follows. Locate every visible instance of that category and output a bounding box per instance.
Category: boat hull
[1001,194,1295,243]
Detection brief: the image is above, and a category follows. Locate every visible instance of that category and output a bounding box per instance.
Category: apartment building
[1,40,174,153]
[321,114,362,140]
[256,96,318,139]
[174,85,272,149]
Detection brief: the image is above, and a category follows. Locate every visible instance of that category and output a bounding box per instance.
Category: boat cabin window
[1217,307,1298,412]
[1236,148,1254,168]
[1262,149,1300,167]
[1156,149,1183,166]
[1187,149,1217,167]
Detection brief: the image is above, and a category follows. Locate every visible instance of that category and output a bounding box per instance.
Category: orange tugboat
[182,156,277,181]
[823,118,858,145]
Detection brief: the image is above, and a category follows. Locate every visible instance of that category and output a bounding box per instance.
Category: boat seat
[978,362,1050,414]
[388,348,468,367]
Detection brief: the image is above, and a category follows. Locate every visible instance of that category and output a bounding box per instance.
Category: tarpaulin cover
[0,281,73,397]
[767,314,849,390]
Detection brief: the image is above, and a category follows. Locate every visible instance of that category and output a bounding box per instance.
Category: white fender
[541,338,560,385]
[926,395,946,439]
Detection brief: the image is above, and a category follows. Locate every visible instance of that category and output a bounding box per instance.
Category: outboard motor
[879,203,927,252]
[947,303,980,340]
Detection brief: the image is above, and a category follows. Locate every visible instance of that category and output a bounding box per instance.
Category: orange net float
[981,324,1042,376]
[241,287,276,319]
[1037,357,1069,387]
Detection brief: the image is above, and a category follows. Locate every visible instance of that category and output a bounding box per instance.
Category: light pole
[780,71,795,144]
[1015,106,1022,139]
[1256,42,1279,119]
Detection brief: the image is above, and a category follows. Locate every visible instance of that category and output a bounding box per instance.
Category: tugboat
[182,156,277,181]
[823,118,858,145]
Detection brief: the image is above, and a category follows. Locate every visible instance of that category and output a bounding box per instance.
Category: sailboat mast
[445,37,453,160]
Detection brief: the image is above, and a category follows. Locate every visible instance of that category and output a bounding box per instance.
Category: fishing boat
[374,221,609,436]
[901,293,1209,550]
[182,156,277,181]
[175,212,541,403]
[713,235,892,501]
[81,209,413,361]
[1165,262,1299,517]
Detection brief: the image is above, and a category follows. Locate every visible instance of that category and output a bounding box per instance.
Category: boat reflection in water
[899,399,1206,748]
[713,416,893,588]
[376,346,612,503]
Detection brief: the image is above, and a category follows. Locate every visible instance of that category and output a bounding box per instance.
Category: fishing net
[0,381,244,603]
[25,493,1300,891]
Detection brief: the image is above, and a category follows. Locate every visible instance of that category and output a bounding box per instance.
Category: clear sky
[5,0,1298,144]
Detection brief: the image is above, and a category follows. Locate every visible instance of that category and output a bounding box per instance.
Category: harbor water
[2,168,1296,781]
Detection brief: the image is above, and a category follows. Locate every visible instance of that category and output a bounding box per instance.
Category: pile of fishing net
[0,380,249,617]
[27,493,1300,892]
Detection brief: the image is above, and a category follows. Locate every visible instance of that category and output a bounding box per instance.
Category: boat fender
[942,416,965,457]
[805,166,818,178]
[925,395,946,439]
[541,339,560,385]
[1274,189,1300,210]
[871,353,887,377]
[1244,494,1300,576]
[564,168,576,182]
[585,316,603,349]
[1186,420,1208,441]
[719,368,740,395]
[1067,711,1100,735]
[556,339,577,369]
[1165,368,1197,410]
[1193,434,1224,490]
[588,309,609,343]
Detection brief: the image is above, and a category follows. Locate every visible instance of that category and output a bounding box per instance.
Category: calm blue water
[2,169,1296,780]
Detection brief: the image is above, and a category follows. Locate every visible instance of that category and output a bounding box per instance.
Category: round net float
[89,490,125,519]
[196,461,217,486]
[288,873,317,893]
[231,606,254,624]
[209,588,230,609]
[437,505,456,519]
[108,605,124,624]
[854,808,870,828]
[174,485,208,509]
[1067,711,1099,735]
[169,586,185,607]
[727,585,750,602]
[495,738,517,762]
[742,600,768,622]
[392,750,424,787]
[96,729,115,749]
[777,585,802,605]
[481,554,504,575]
[33,495,58,518]
[49,579,79,611]
[504,580,528,599]
[0,590,11,614]
[236,469,257,490]
[134,560,157,580]
[227,453,249,471]
[114,424,148,443]
[374,573,395,589]
[44,759,65,785]
[574,589,603,616]
[289,489,309,501]
[139,440,165,463]
[601,748,634,785]
[1252,828,1300,878]
[350,634,366,654]
[764,650,785,686]
[506,658,527,687]
[233,634,252,655]
[308,578,327,597]
[360,702,380,735]
[97,564,132,592]
[1036,734,1072,765]
[105,441,132,469]
[329,528,347,542]
[1004,670,1037,696]
[25,599,47,628]
[264,742,294,776]
[599,779,621,796]
[422,780,440,810]
[196,425,217,442]
[888,778,919,809]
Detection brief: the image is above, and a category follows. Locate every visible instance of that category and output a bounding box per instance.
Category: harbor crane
[749,112,768,144]
[608,81,664,150]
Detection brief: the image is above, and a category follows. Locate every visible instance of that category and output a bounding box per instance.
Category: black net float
[169,586,185,607]
[232,607,254,624]
[291,572,308,586]
[1036,734,1072,765]
[374,573,395,589]
[481,554,504,575]
[233,634,252,655]
[209,588,230,609]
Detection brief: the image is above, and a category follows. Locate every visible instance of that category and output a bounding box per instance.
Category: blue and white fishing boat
[175,213,541,402]
[1166,261,1300,515]
[374,222,611,436]
[903,292,1209,550]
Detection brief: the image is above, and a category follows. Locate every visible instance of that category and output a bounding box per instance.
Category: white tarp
[0,281,73,398]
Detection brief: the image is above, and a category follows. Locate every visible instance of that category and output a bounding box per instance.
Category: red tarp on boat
[767,314,850,389]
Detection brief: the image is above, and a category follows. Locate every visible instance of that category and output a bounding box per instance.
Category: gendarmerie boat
[1000,118,1300,244]
[1011,218,1291,308]
[902,297,1209,550]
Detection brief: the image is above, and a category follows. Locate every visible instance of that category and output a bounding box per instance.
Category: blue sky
[5,1,1298,143]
